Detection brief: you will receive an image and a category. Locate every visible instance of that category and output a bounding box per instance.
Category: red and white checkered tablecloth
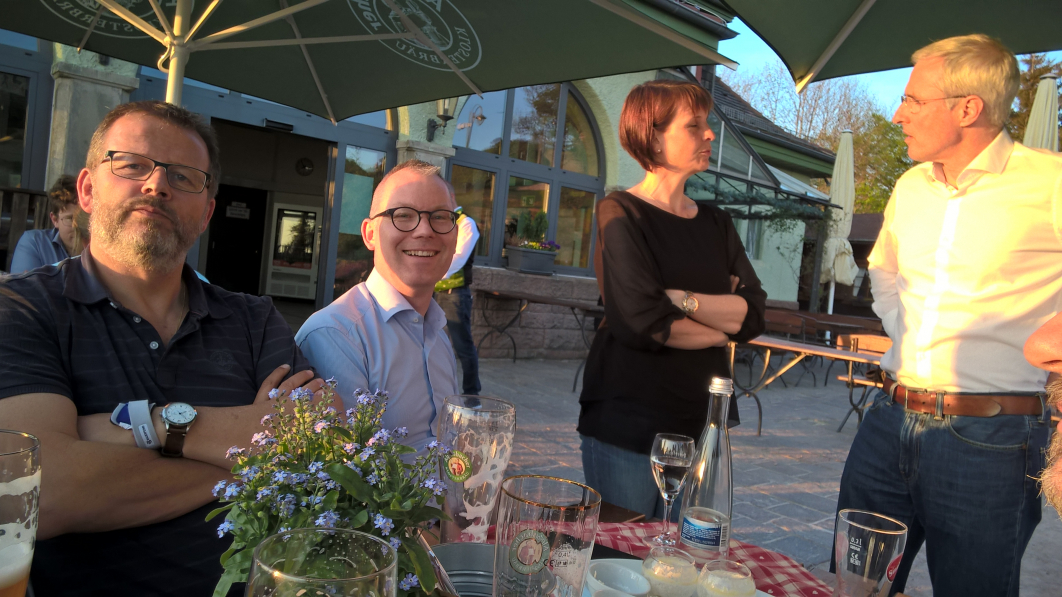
[593,522,832,597]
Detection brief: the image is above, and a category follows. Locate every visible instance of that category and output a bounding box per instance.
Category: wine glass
[647,433,696,547]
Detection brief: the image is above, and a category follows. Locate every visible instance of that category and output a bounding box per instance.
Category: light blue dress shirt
[295,269,459,453]
[10,228,69,274]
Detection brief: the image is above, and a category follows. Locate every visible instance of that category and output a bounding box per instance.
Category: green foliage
[854,114,913,213]
[515,211,549,243]
[208,384,448,597]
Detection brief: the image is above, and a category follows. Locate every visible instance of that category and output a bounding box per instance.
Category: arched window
[448,83,604,275]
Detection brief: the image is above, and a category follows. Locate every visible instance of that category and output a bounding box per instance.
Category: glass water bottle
[677,377,734,562]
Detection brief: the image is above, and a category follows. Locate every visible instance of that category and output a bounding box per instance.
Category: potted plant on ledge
[505,211,560,275]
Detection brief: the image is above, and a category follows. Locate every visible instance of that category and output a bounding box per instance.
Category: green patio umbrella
[9,0,736,121]
[721,0,1062,91]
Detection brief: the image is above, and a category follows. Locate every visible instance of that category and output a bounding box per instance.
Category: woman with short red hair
[578,79,766,522]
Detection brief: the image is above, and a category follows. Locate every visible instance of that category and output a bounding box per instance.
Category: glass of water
[437,395,516,543]
[493,475,601,597]
[697,560,756,597]
[647,433,696,547]
[833,509,908,597]
[0,430,40,597]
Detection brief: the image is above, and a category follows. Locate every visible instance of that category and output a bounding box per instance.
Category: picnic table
[728,336,883,435]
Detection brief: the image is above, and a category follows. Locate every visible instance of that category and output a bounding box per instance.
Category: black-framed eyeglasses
[371,206,458,231]
[898,94,969,114]
[370,207,458,234]
[102,150,212,194]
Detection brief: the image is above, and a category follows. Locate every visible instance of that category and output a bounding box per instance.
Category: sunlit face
[361,170,457,300]
[51,204,78,249]
[78,113,215,272]
[892,57,965,164]
[652,104,714,176]
[1023,312,1062,516]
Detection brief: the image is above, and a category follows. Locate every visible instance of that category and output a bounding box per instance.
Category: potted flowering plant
[505,211,560,275]
[207,381,448,597]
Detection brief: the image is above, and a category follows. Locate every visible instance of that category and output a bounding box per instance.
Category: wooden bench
[832,334,893,430]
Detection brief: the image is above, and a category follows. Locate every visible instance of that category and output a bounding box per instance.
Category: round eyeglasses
[103,150,211,194]
[370,207,457,234]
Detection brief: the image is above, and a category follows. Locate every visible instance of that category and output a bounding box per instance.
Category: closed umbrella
[1024,74,1060,152]
[7,0,736,120]
[721,0,1062,91]
[820,130,859,315]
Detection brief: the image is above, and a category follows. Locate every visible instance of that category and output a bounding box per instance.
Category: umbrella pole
[165,0,194,106]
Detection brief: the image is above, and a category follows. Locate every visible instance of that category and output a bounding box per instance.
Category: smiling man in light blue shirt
[296,160,460,452]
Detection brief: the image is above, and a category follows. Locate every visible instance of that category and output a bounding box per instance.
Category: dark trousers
[835,390,1049,597]
[435,286,481,395]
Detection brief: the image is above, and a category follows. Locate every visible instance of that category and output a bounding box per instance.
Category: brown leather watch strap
[884,378,1044,417]
[160,425,189,458]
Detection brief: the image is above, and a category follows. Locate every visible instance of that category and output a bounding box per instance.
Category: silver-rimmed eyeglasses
[898,94,969,114]
[370,207,457,234]
[102,150,212,194]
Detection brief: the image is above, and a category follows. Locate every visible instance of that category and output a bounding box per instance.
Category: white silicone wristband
[128,400,160,449]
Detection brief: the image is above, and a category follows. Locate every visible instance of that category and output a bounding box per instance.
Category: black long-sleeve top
[578,191,767,454]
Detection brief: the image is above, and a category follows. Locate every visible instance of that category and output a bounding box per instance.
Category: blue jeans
[435,287,481,395]
[580,435,683,522]
[835,390,1049,597]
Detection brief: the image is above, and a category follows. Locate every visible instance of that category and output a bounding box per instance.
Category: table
[729,336,881,435]
[473,289,603,390]
[594,522,831,597]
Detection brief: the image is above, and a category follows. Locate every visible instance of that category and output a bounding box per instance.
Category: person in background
[296,159,460,453]
[577,79,766,520]
[835,34,1062,596]
[9,175,81,273]
[435,204,482,395]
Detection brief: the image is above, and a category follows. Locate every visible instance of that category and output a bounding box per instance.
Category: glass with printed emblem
[493,475,601,597]
[832,509,907,597]
[437,395,516,543]
[0,431,40,597]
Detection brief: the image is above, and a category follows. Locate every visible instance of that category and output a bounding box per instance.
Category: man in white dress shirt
[835,34,1062,597]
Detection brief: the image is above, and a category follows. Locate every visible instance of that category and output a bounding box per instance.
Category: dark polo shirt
[0,250,312,596]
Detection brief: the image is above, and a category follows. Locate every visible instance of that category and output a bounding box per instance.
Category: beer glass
[832,509,907,597]
[247,529,396,597]
[438,395,516,543]
[493,475,601,597]
[0,430,40,597]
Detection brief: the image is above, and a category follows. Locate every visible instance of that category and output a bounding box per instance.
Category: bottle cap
[709,377,733,395]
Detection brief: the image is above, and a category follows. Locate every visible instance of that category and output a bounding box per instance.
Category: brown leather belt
[883,378,1044,418]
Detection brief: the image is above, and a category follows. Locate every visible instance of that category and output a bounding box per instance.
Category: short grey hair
[369,159,450,215]
[911,34,1019,130]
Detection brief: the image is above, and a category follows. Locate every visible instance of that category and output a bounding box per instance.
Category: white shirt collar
[929,130,1014,188]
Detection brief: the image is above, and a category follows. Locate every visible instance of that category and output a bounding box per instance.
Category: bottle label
[679,515,728,550]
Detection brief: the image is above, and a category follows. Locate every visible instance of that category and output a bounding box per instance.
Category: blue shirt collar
[364,269,447,330]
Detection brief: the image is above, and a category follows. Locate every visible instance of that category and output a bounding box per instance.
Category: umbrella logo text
[40,0,172,39]
[349,0,481,71]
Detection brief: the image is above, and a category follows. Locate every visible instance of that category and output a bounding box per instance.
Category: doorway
[205,184,267,295]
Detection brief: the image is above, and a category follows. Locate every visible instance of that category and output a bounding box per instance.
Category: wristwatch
[681,291,699,315]
[159,402,198,458]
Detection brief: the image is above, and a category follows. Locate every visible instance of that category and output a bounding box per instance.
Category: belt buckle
[934,391,945,420]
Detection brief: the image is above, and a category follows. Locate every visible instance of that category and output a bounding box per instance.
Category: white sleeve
[444,215,481,279]
[868,194,899,339]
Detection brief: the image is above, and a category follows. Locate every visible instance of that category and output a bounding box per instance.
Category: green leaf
[403,541,438,594]
[218,545,237,567]
[325,462,375,502]
[205,502,235,522]
[331,426,353,441]
[392,443,417,455]
[350,509,369,528]
[212,567,244,597]
[322,489,339,511]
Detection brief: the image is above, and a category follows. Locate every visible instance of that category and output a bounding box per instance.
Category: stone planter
[505,246,557,276]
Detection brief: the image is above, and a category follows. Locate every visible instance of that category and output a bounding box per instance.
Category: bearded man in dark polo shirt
[0,101,322,596]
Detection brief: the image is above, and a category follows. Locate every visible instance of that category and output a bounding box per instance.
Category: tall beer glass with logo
[0,431,40,597]
[438,395,516,543]
[832,509,907,597]
[493,475,601,597]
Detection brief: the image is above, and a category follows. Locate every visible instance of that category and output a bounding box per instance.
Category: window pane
[708,111,722,170]
[560,94,598,176]
[346,110,391,130]
[272,209,317,268]
[509,84,560,167]
[745,219,763,260]
[556,187,595,268]
[453,91,506,154]
[335,146,386,297]
[451,165,495,257]
[720,124,754,178]
[0,72,29,187]
[504,176,550,247]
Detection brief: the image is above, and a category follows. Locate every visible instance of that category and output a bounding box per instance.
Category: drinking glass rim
[443,394,516,413]
[252,528,397,582]
[500,475,602,510]
[837,509,908,535]
[0,429,39,457]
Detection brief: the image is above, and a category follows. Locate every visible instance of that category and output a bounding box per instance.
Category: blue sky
[717,18,1062,116]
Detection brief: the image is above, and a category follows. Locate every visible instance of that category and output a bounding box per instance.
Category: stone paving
[480,357,1062,596]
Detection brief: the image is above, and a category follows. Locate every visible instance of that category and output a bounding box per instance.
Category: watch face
[164,402,197,425]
